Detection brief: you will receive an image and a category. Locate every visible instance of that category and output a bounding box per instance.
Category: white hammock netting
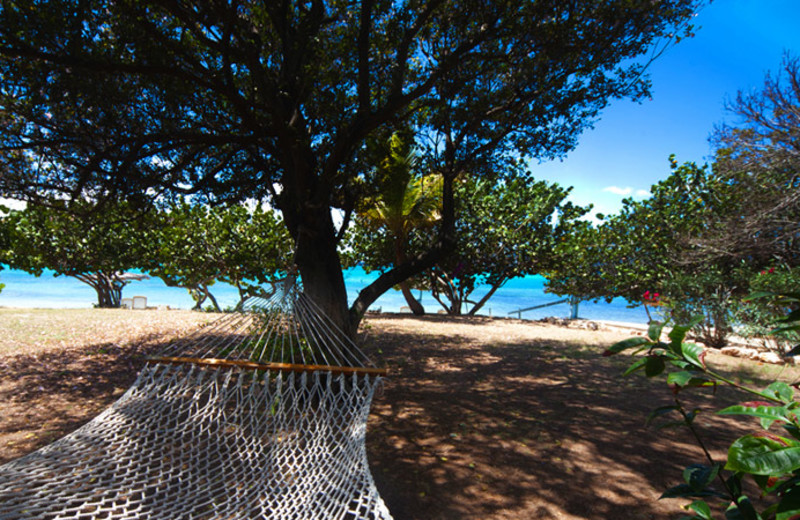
[0,285,393,520]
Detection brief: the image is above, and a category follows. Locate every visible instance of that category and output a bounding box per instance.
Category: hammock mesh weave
[0,284,393,520]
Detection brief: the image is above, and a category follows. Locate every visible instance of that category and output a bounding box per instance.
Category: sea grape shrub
[607,317,800,520]
[736,270,800,354]
[657,269,747,349]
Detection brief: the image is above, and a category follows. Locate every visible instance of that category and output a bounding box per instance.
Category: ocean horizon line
[0,267,650,325]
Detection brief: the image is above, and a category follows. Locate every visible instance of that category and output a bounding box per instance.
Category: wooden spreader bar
[149,356,389,376]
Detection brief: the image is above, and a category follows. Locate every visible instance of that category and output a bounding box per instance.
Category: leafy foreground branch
[607,315,800,520]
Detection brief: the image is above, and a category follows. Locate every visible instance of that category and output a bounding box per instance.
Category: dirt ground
[1,308,796,519]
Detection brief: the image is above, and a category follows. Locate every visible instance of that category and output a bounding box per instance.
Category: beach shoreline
[0,267,651,323]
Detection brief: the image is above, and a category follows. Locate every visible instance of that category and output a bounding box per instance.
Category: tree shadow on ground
[0,313,771,519]
[0,334,173,462]
[362,315,762,520]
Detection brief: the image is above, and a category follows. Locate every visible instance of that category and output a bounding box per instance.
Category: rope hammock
[0,280,393,519]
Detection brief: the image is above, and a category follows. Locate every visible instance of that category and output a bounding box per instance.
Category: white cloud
[602,186,633,196]
[601,186,652,199]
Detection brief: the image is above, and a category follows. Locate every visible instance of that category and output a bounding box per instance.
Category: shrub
[607,313,800,519]
[736,270,800,355]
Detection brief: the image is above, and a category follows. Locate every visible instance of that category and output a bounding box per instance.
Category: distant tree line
[0,175,584,313]
[343,131,589,316]
[0,200,292,310]
[546,56,800,349]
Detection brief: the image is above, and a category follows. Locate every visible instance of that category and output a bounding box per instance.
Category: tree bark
[189,285,208,311]
[290,203,354,338]
[74,272,125,308]
[467,281,504,316]
[395,238,425,315]
[206,288,221,312]
[399,281,425,315]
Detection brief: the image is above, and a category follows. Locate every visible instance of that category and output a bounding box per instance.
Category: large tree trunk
[189,288,207,311]
[290,204,353,338]
[274,141,356,338]
[399,281,425,315]
[280,133,457,339]
[205,286,221,312]
[96,281,114,308]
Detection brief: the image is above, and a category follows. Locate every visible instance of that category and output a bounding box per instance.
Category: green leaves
[611,317,710,382]
[684,464,722,492]
[681,342,707,369]
[662,463,727,505]
[623,356,650,376]
[350,171,593,316]
[765,382,796,405]
[718,402,793,428]
[725,495,762,520]
[667,371,715,391]
[726,433,800,475]
[612,313,800,520]
[648,320,667,341]
[148,201,292,310]
[2,199,157,306]
[684,500,713,519]
[669,315,705,346]
[605,336,651,356]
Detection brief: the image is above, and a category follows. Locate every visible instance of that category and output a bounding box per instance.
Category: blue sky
[530,0,800,219]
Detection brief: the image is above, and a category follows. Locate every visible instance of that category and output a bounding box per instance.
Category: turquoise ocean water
[0,267,648,324]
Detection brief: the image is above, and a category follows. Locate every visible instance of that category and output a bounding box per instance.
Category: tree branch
[357,0,375,115]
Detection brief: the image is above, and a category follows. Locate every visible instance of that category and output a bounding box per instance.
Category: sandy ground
[1,308,795,519]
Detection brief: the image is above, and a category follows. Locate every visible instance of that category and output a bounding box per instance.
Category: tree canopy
[0,0,700,333]
[1,200,154,307]
[546,159,700,300]
[701,55,800,268]
[546,159,756,347]
[148,201,293,310]
[546,54,800,347]
[425,176,588,315]
[352,131,441,315]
